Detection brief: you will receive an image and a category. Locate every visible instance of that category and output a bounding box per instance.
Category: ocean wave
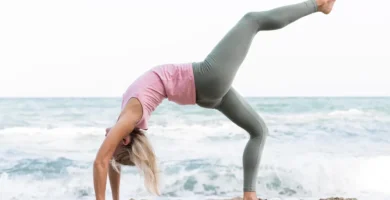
[0,126,106,136]
[1,155,390,199]
[159,155,390,198]
[328,108,364,116]
[1,98,390,200]
[2,157,76,178]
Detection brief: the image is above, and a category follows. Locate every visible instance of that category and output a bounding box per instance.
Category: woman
[94,0,336,199]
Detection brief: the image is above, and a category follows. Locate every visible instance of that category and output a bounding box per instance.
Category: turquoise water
[1,97,390,200]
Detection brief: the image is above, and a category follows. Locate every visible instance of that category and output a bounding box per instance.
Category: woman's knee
[242,11,288,30]
[249,118,269,142]
[241,12,261,25]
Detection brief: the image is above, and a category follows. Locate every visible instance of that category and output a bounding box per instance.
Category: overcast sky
[0,0,389,97]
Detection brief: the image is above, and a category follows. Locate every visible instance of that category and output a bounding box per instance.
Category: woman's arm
[93,99,142,200]
[93,119,135,200]
[109,163,121,200]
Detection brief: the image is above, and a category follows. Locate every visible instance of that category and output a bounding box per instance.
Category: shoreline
[214,197,358,200]
[128,197,359,200]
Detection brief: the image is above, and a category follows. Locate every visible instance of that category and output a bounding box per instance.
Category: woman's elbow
[94,158,110,168]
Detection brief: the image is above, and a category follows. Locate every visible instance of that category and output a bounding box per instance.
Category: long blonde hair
[111,128,160,195]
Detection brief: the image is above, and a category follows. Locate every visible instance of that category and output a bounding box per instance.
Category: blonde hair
[111,128,160,195]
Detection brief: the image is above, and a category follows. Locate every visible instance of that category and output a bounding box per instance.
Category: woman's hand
[93,98,143,200]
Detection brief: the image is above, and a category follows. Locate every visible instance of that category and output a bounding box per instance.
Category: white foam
[1,154,390,200]
[328,108,365,116]
[355,156,390,194]
[264,109,390,125]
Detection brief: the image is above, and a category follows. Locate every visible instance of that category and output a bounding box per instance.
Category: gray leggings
[192,0,318,192]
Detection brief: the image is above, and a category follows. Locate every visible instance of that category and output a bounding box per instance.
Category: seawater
[1,97,390,200]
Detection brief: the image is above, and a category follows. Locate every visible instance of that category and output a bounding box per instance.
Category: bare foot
[243,192,256,200]
[242,192,267,200]
[316,0,336,14]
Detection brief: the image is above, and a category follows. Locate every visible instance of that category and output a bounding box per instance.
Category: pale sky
[0,0,389,97]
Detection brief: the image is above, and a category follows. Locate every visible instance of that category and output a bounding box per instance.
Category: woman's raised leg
[193,0,335,108]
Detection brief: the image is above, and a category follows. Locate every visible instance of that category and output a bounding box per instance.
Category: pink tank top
[121,63,196,130]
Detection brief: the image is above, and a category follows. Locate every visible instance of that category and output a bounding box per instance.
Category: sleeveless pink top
[121,63,196,130]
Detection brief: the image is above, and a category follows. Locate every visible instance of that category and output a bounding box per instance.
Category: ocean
[0,97,390,200]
